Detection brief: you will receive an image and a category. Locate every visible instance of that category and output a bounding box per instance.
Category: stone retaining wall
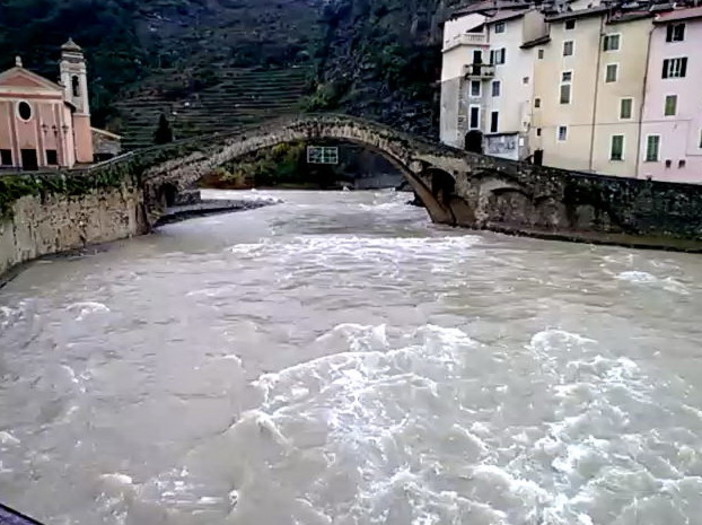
[0,184,147,282]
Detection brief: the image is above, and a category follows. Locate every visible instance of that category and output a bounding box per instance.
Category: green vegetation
[200,141,349,189]
[153,114,174,145]
[0,0,448,138]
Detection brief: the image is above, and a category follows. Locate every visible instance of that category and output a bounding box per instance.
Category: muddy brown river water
[1,190,702,524]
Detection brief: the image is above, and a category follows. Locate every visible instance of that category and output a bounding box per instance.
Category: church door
[21,149,38,171]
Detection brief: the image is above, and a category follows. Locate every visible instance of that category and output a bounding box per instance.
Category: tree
[153,113,174,145]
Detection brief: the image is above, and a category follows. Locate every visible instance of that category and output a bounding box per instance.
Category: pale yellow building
[531,8,653,176]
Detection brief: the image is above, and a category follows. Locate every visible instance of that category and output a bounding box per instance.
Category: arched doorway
[464,130,483,154]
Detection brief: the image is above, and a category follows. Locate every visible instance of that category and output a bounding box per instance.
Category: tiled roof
[485,8,530,24]
[654,5,702,23]
[521,34,551,48]
[545,5,609,22]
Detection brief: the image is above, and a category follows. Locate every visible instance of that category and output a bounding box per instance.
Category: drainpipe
[588,14,606,172]
[635,24,655,179]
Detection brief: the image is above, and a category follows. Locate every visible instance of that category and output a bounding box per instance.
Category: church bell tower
[60,38,93,163]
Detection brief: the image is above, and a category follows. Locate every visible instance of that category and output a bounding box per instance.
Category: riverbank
[0,190,280,289]
[154,196,281,226]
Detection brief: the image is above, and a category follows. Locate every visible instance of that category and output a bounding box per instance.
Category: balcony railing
[463,63,495,79]
[442,32,488,51]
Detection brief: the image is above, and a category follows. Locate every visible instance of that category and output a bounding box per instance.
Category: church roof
[61,38,82,52]
[0,65,64,92]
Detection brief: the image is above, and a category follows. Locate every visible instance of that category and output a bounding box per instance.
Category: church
[0,39,119,170]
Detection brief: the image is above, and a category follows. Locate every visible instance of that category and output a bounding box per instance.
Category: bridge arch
[143,115,469,225]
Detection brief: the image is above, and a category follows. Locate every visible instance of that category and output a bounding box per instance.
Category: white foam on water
[65,301,110,321]
[135,324,702,524]
[0,431,20,446]
[615,271,689,295]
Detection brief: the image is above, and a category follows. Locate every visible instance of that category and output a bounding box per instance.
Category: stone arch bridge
[139,114,702,249]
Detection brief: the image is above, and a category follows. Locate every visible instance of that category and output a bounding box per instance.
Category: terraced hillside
[115,67,312,150]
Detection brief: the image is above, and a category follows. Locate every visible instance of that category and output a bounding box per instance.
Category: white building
[483,9,548,160]
[439,12,488,150]
[440,7,548,160]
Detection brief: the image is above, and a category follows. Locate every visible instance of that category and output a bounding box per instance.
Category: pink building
[639,7,702,183]
[0,39,97,170]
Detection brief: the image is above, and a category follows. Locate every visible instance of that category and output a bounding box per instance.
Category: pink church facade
[639,8,702,183]
[0,39,96,170]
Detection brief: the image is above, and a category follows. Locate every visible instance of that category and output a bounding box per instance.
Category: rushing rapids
[1,190,701,524]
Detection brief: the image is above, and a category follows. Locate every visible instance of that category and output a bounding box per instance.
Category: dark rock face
[315,0,448,138]
[0,0,460,136]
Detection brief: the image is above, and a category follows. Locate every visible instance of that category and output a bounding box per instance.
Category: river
[1,190,702,525]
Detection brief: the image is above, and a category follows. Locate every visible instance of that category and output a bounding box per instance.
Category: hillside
[0,0,465,145]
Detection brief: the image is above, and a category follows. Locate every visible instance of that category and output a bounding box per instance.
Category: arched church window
[72,75,80,97]
[17,101,32,121]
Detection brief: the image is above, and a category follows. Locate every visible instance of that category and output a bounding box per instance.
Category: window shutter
[681,57,688,77]
[662,59,668,79]
[666,25,673,42]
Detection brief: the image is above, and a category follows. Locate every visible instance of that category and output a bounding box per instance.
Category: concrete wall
[0,184,146,279]
[639,17,702,183]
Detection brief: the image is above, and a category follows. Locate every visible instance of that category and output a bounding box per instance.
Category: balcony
[463,63,495,79]
[442,32,488,52]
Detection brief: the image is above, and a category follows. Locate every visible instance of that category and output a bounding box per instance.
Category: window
[664,94,678,116]
[679,159,686,168]
[699,129,702,148]
[662,57,687,78]
[490,111,499,133]
[17,101,32,121]
[537,128,542,137]
[538,48,544,59]
[0,149,12,166]
[561,71,572,82]
[603,34,620,51]
[490,48,506,65]
[46,150,58,165]
[558,126,568,141]
[469,106,480,129]
[307,146,339,164]
[565,19,576,30]
[605,63,618,83]
[645,135,660,162]
[563,40,574,56]
[492,80,501,97]
[473,50,483,64]
[471,80,481,97]
[666,23,685,42]
[665,159,672,168]
[495,22,505,34]
[560,84,572,104]
[535,97,541,108]
[71,76,80,97]
[610,135,624,161]
[523,76,529,84]
[620,98,633,119]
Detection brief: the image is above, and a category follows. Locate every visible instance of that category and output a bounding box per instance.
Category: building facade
[639,7,702,183]
[482,9,547,161]
[0,39,115,170]
[440,12,488,149]
[440,7,547,160]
